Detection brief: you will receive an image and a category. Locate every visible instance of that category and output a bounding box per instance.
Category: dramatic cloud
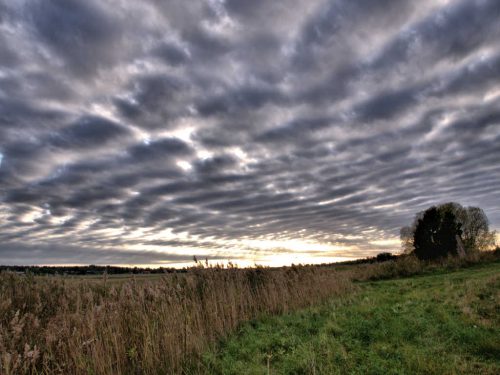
[1,0,499,266]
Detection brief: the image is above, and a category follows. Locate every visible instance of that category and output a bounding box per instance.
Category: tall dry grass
[0,265,353,374]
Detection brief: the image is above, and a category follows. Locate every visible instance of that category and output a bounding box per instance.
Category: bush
[376,252,397,262]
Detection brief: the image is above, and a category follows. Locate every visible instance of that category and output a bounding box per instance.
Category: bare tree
[461,207,496,251]
[400,225,414,254]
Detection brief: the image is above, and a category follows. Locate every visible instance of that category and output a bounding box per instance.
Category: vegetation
[0,264,182,276]
[204,260,500,375]
[400,202,496,259]
[1,250,499,374]
[0,264,352,374]
[0,253,400,276]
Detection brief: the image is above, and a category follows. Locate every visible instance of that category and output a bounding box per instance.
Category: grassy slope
[201,261,500,375]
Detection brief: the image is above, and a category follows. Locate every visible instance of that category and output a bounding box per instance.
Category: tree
[437,203,496,252]
[413,206,445,260]
[402,202,495,259]
[435,211,461,257]
[399,225,415,254]
[460,207,495,251]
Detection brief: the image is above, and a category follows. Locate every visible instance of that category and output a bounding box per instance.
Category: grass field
[202,261,500,375]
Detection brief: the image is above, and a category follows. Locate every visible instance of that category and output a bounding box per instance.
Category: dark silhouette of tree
[413,206,443,260]
[412,206,462,260]
[401,202,496,257]
[436,211,462,256]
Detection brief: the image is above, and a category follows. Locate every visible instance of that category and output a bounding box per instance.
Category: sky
[0,0,499,268]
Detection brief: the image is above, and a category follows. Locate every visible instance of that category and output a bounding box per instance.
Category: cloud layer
[1,0,499,266]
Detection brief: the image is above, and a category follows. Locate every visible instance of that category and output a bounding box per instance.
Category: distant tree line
[401,202,497,260]
[0,264,183,275]
[316,252,398,266]
[2,257,402,275]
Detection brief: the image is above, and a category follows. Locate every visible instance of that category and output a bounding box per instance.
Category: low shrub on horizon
[350,249,500,281]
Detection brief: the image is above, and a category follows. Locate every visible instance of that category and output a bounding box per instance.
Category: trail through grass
[202,262,500,374]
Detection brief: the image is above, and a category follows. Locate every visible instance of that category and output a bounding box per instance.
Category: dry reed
[0,265,353,374]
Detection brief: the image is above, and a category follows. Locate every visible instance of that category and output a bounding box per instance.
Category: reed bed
[0,265,353,374]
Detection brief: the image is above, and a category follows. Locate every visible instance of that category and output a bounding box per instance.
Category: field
[0,253,499,374]
[203,262,500,374]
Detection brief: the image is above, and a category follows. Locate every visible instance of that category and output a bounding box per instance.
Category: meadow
[204,260,499,374]
[0,251,499,374]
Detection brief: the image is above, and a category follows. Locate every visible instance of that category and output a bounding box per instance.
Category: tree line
[0,264,182,275]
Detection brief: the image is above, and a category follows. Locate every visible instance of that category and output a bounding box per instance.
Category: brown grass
[0,265,353,374]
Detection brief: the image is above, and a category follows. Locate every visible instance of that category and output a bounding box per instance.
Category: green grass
[201,262,500,374]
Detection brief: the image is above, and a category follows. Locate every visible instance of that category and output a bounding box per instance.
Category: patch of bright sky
[372,203,403,210]
[229,146,257,165]
[117,232,364,268]
[238,238,347,253]
[90,102,119,121]
[369,238,401,247]
[423,113,454,142]
[176,160,192,171]
[50,214,73,226]
[18,207,45,224]
[196,149,213,160]
[167,125,195,143]
[484,88,500,102]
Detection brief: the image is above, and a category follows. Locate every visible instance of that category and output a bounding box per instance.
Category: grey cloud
[193,154,237,174]
[0,242,229,265]
[1,0,499,266]
[255,116,334,144]
[29,0,124,77]
[0,35,19,68]
[24,72,77,102]
[196,85,286,116]
[369,0,500,70]
[354,86,422,122]
[193,125,250,148]
[49,115,131,150]
[153,43,191,67]
[114,74,190,128]
[433,52,500,97]
[291,0,415,70]
[0,97,69,132]
[185,28,233,60]
[128,138,192,161]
